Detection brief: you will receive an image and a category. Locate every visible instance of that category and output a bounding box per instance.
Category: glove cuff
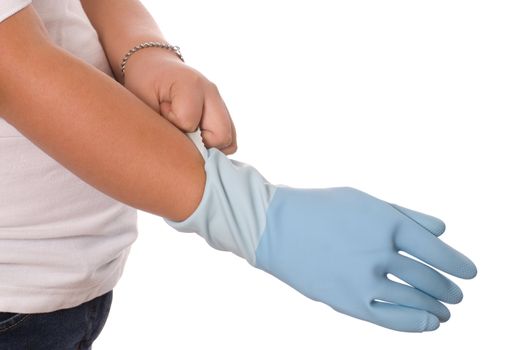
[164,147,277,265]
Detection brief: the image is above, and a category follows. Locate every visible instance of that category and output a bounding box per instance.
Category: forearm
[80,0,171,83]
[0,6,204,222]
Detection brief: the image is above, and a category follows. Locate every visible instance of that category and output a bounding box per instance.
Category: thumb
[160,84,204,133]
[389,203,446,237]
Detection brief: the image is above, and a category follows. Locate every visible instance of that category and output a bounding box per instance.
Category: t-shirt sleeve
[0,0,31,23]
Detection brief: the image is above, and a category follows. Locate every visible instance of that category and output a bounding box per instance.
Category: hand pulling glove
[164,134,477,332]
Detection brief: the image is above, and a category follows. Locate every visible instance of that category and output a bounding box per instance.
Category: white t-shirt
[0,0,138,313]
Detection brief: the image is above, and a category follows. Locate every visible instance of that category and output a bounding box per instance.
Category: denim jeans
[0,290,113,350]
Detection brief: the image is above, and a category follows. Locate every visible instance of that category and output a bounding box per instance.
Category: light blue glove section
[164,147,477,332]
[255,186,477,332]
[164,146,277,265]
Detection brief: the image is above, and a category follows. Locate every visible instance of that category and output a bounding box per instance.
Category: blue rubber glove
[164,143,477,332]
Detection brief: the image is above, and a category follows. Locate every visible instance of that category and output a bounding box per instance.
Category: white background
[98,1,522,349]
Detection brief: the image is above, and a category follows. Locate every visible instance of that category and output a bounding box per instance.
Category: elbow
[172,156,206,222]
[162,140,207,222]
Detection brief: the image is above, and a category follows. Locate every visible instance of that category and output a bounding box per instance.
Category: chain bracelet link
[120,41,184,83]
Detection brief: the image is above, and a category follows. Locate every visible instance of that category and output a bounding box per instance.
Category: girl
[0,1,235,348]
[0,1,476,348]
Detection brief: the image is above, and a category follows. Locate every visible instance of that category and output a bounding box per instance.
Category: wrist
[118,41,184,85]
[121,48,185,92]
[99,32,166,81]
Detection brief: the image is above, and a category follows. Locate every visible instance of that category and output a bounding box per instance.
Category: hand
[122,49,237,154]
[164,147,477,332]
[255,186,477,332]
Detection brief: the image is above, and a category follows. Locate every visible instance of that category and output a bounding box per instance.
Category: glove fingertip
[451,248,478,280]
[424,314,440,331]
[446,284,464,304]
[462,259,478,280]
[390,203,446,237]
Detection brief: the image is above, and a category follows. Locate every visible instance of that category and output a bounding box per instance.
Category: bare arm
[0,5,205,222]
[80,0,169,84]
[79,0,238,154]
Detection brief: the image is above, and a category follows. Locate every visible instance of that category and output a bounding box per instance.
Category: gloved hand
[164,139,477,333]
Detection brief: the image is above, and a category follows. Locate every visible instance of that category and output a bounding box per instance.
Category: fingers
[159,73,237,154]
[369,301,440,332]
[388,254,463,304]
[200,83,237,153]
[164,80,204,132]
[389,203,446,236]
[375,280,451,321]
[218,118,238,155]
[395,221,478,279]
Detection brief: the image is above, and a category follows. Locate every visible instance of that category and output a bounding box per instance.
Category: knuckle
[228,143,238,154]
[175,117,198,132]
[207,81,219,92]
[220,130,234,147]
[184,69,205,87]
[226,133,234,147]
[195,73,207,87]
[203,130,233,149]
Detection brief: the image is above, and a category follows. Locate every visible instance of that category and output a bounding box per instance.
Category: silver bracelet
[120,41,184,83]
